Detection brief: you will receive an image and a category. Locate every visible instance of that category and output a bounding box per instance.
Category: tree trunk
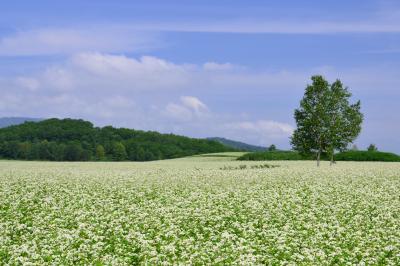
[317,150,321,167]
[330,151,334,166]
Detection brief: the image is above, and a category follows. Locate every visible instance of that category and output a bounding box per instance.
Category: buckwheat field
[1,154,399,265]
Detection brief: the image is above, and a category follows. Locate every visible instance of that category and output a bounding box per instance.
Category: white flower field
[1,155,399,265]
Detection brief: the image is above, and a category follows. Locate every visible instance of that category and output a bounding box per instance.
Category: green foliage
[0,118,232,161]
[267,144,277,151]
[367,144,378,152]
[238,150,400,162]
[95,145,106,161]
[111,142,127,161]
[291,75,363,165]
[238,151,310,161]
[64,143,86,161]
[334,151,400,162]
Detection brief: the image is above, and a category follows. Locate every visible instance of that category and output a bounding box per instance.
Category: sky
[1,0,399,152]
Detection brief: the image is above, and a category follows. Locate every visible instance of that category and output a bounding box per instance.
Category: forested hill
[0,118,233,161]
[207,137,266,151]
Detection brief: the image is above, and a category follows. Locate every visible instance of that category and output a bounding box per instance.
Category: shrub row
[238,150,400,162]
[334,151,400,162]
[238,151,309,161]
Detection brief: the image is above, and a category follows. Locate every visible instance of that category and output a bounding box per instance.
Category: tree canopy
[0,118,233,161]
[291,75,363,166]
[267,144,277,151]
[367,144,378,152]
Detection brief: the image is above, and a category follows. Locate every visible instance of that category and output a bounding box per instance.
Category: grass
[192,152,247,158]
[0,156,399,264]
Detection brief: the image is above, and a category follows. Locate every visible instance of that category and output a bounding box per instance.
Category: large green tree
[291,75,363,166]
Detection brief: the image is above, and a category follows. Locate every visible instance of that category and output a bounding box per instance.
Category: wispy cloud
[131,14,400,34]
[2,8,400,57]
[134,3,400,34]
[164,96,208,122]
[9,52,313,99]
[0,27,159,56]
[363,48,400,54]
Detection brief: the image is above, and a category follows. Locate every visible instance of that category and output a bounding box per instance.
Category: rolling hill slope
[207,137,266,151]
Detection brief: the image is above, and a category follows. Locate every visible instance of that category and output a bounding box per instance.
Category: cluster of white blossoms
[0,158,399,265]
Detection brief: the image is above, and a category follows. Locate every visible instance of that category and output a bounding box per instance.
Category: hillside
[207,137,266,151]
[0,117,42,128]
[0,118,232,161]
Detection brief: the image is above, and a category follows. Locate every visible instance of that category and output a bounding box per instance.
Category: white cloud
[1,6,400,58]
[70,53,192,87]
[71,53,184,75]
[15,77,40,91]
[81,96,136,119]
[135,17,400,34]
[42,67,74,91]
[125,5,400,34]
[16,52,305,95]
[13,52,397,100]
[164,103,193,122]
[180,96,208,113]
[2,11,398,58]
[223,120,294,145]
[164,96,208,122]
[0,27,157,56]
[203,62,236,71]
[12,53,194,93]
[161,97,293,146]
[2,53,400,150]
[68,53,193,91]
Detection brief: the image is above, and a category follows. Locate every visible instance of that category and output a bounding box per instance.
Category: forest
[0,118,232,161]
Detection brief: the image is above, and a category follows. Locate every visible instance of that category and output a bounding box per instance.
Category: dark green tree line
[0,118,232,161]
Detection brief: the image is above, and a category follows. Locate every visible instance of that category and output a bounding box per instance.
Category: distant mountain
[207,137,266,152]
[0,117,43,128]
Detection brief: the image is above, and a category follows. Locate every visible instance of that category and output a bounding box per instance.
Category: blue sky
[1,0,400,152]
